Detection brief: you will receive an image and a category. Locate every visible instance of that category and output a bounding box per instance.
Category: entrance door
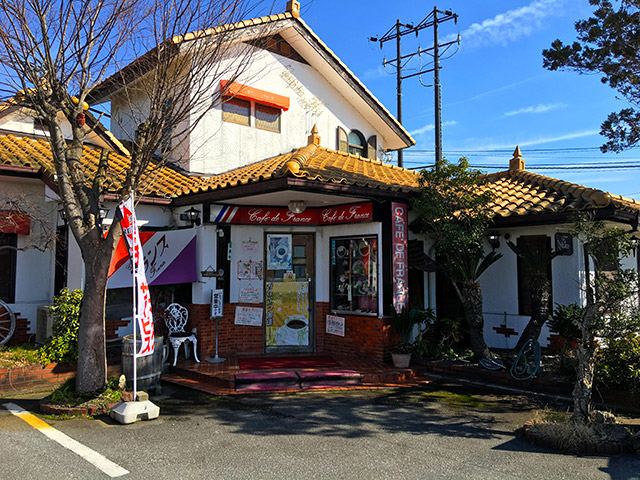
[264,233,314,352]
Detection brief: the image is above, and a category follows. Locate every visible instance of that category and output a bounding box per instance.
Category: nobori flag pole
[130,191,138,399]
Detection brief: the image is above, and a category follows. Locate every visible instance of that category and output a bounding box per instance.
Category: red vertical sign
[391,202,408,312]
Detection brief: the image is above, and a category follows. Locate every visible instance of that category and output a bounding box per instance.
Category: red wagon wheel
[0,299,15,346]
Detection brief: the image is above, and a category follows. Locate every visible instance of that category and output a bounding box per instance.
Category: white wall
[189,48,386,175]
[1,179,58,333]
[481,224,584,348]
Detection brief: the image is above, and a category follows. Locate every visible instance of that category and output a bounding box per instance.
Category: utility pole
[395,20,403,167]
[371,7,458,169]
[433,7,443,168]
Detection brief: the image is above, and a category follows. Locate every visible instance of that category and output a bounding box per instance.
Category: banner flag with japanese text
[119,196,155,357]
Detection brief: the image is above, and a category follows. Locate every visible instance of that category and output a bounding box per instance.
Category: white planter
[391,353,411,368]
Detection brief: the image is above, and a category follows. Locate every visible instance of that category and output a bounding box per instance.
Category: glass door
[264,233,314,352]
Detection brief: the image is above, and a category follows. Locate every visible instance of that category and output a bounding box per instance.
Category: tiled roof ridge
[279,143,319,176]
[494,168,613,207]
[174,12,293,43]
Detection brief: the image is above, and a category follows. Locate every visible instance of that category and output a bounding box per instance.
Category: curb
[39,401,119,417]
[517,421,635,456]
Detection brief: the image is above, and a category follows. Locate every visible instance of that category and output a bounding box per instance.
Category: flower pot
[391,353,411,368]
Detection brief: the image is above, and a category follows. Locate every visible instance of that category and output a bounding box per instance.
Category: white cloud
[410,120,456,136]
[361,65,388,80]
[504,103,566,116]
[460,129,600,151]
[448,0,566,49]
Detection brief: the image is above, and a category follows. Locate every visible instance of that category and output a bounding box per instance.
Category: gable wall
[108,43,388,175]
[189,45,386,174]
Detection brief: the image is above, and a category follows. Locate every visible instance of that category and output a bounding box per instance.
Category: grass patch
[43,377,122,415]
[417,390,490,409]
[526,409,632,454]
[0,344,41,368]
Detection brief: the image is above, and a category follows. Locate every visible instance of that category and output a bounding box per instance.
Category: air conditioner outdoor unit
[36,306,54,345]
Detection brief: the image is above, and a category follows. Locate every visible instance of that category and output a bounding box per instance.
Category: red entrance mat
[238,355,339,370]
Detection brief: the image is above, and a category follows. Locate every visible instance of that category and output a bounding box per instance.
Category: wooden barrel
[121,335,165,393]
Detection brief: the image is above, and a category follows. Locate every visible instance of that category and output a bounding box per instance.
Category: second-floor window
[255,104,281,132]
[222,98,251,126]
[222,98,282,133]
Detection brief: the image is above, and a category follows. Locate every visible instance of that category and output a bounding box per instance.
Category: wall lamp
[98,206,110,227]
[487,232,501,251]
[180,207,201,227]
[288,200,306,214]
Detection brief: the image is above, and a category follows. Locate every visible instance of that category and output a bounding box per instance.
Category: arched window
[347,130,365,157]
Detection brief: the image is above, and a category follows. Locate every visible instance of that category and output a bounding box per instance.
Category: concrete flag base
[110,400,160,425]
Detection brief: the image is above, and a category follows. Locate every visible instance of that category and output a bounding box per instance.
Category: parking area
[2,381,640,479]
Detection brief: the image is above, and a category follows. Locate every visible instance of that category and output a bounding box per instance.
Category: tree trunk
[515,274,551,351]
[572,337,596,423]
[456,280,491,359]
[75,236,113,393]
[572,304,599,423]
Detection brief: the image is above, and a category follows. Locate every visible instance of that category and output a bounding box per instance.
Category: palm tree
[507,240,559,352]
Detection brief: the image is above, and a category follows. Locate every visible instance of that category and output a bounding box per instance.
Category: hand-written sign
[234,306,263,326]
[326,315,345,337]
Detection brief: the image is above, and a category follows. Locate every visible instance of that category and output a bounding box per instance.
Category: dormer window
[347,130,365,156]
[337,127,377,159]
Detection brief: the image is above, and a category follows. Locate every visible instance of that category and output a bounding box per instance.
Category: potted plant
[390,306,430,368]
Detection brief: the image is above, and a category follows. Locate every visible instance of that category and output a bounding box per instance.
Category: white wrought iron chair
[164,303,200,367]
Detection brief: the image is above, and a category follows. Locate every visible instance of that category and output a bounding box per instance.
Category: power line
[406,145,640,154]
[407,163,640,171]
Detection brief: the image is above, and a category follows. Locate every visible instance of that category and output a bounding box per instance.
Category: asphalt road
[2,381,640,479]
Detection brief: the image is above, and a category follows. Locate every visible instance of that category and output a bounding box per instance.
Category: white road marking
[3,402,129,478]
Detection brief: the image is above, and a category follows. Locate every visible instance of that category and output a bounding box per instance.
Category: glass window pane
[330,236,377,314]
[255,104,281,132]
[222,98,250,126]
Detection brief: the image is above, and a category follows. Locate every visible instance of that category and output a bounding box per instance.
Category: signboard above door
[209,202,374,226]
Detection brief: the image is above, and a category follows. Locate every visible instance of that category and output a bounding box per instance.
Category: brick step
[170,366,234,390]
[235,369,362,392]
[235,371,299,392]
[361,369,416,385]
[298,370,361,389]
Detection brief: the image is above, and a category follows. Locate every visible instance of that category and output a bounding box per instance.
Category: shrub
[549,303,583,342]
[594,333,640,393]
[38,289,83,365]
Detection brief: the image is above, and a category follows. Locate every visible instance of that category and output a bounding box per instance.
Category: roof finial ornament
[509,145,525,172]
[307,124,321,146]
[286,1,300,18]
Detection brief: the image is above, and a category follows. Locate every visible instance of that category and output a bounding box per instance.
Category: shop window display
[330,236,378,314]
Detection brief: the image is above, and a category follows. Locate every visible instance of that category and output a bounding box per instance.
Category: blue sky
[298,0,640,200]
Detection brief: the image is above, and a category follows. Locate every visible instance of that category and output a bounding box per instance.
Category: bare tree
[0,0,271,392]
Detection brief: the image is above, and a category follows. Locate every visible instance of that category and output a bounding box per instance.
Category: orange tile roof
[0,134,192,198]
[2,131,638,223]
[481,168,640,218]
[190,143,419,194]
